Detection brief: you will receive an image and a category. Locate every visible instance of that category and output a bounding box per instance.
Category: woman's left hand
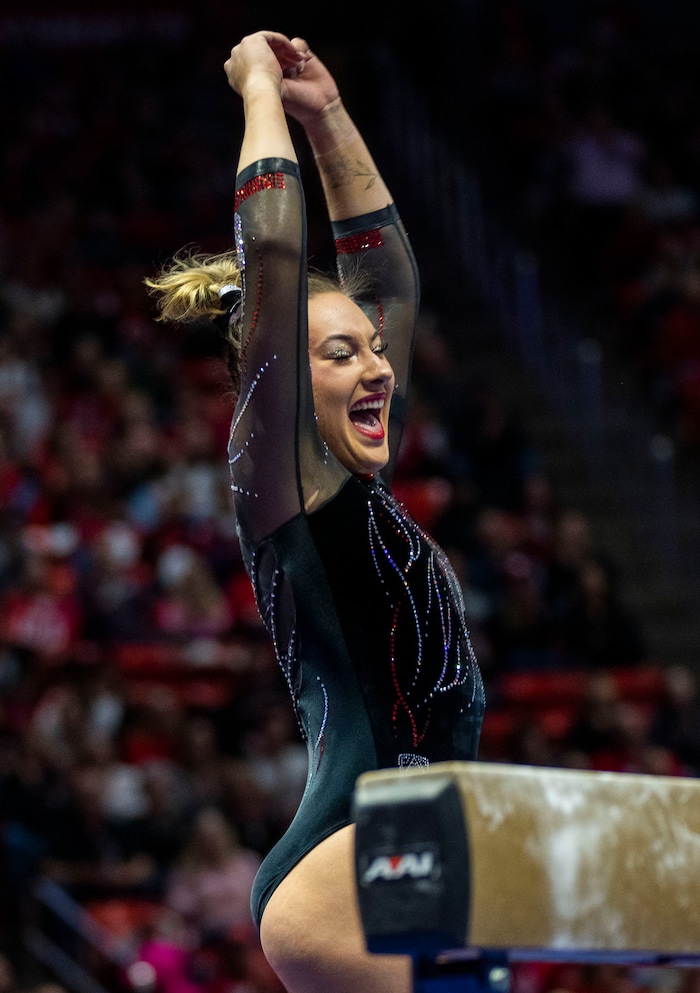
[281,38,341,126]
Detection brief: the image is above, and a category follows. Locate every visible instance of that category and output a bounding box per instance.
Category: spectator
[544,508,595,628]
[239,704,308,838]
[0,534,83,667]
[561,670,622,768]
[124,760,194,888]
[648,664,700,775]
[80,729,149,824]
[40,762,159,901]
[132,907,202,993]
[585,699,675,775]
[0,328,51,461]
[120,690,186,767]
[164,806,260,945]
[80,520,155,643]
[218,758,281,859]
[559,554,649,670]
[29,661,126,771]
[175,715,225,810]
[152,545,234,642]
[485,549,562,672]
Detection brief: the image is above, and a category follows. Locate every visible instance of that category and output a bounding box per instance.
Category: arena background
[3,2,700,992]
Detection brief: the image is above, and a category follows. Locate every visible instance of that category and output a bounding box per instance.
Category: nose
[364,347,393,385]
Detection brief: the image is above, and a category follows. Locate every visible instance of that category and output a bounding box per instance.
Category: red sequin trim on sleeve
[334,229,385,254]
[234,172,286,211]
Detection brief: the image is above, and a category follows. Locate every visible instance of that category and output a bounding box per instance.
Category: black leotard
[229,157,485,928]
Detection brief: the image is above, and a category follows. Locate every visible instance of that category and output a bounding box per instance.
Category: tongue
[350,410,384,439]
[350,410,379,429]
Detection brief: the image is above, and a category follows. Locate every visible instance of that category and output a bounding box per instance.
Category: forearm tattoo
[324,154,378,191]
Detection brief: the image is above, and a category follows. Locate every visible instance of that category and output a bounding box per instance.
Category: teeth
[352,399,384,411]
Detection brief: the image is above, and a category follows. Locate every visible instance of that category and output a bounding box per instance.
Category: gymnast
[145,30,485,993]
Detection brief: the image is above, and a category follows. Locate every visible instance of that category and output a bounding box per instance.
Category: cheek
[311,392,336,449]
[310,372,326,422]
[310,369,346,422]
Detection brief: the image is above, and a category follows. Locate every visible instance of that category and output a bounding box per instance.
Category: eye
[372,341,389,356]
[330,347,352,361]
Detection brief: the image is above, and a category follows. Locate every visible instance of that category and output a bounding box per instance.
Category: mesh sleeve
[229,162,419,548]
[228,158,347,545]
[332,205,420,484]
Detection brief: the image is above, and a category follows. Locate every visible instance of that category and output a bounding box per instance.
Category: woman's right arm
[224,32,300,171]
[224,33,315,545]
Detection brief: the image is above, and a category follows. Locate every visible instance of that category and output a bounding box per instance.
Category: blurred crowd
[463,0,700,450]
[2,2,700,993]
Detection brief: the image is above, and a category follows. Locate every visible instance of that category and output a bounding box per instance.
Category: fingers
[290,36,311,56]
[249,30,308,72]
[283,37,313,78]
[224,31,314,89]
[260,29,300,58]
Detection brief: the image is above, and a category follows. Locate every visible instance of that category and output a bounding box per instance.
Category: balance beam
[353,761,700,983]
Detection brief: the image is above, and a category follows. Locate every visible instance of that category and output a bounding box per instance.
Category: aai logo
[360,848,439,885]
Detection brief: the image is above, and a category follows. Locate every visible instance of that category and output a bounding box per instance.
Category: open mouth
[349,396,386,440]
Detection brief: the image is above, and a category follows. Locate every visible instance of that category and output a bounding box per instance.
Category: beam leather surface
[354,762,700,962]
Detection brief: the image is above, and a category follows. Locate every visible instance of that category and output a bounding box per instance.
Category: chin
[355,453,389,476]
[334,435,390,476]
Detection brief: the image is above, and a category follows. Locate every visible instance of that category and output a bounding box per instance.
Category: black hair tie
[215,283,243,334]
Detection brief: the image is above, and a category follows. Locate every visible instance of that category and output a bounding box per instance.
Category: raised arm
[278,39,392,220]
[223,33,313,545]
[282,42,419,481]
[224,31,301,170]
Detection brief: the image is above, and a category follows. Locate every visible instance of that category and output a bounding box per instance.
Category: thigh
[259,823,412,993]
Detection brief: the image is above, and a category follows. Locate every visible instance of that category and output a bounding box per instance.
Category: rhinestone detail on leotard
[366,479,478,748]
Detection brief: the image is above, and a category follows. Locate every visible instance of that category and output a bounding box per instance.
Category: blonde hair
[144,249,366,393]
[144,249,242,390]
[144,249,241,323]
